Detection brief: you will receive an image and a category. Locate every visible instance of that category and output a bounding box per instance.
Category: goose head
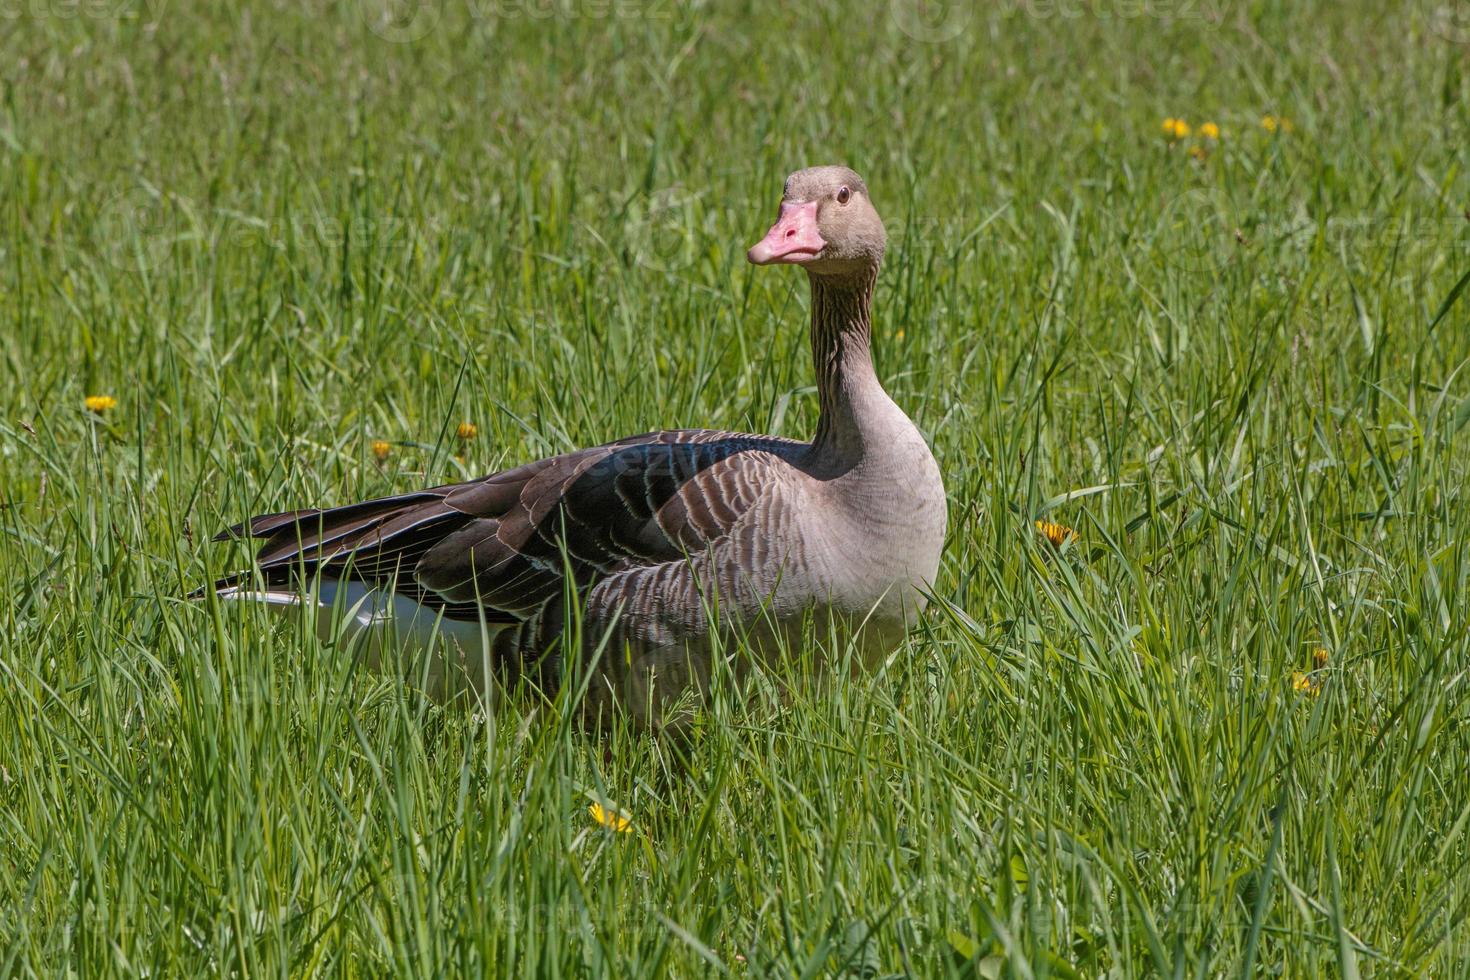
[747,166,886,277]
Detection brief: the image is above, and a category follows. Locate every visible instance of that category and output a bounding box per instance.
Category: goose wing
[211,429,800,624]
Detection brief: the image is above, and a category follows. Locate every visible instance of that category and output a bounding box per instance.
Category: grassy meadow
[4,0,1470,973]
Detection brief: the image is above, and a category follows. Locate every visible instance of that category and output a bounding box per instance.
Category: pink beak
[747,200,825,265]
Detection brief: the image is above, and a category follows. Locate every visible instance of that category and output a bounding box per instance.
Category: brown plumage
[211,430,801,683]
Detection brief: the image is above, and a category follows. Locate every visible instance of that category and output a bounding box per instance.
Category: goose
[206,166,947,725]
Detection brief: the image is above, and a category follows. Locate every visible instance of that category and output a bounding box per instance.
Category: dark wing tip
[212,523,246,542]
[212,508,324,543]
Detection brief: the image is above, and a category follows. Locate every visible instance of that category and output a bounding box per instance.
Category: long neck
[809,264,884,458]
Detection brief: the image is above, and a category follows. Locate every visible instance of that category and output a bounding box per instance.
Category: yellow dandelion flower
[1262,115,1293,134]
[588,802,631,833]
[1312,647,1329,670]
[371,439,392,461]
[1291,670,1321,697]
[1199,121,1220,139]
[84,395,118,413]
[1035,519,1075,548]
[1188,145,1208,161]
[455,422,478,442]
[1161,117,1192,140]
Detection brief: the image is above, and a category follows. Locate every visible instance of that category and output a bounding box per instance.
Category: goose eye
[836,186,851,205]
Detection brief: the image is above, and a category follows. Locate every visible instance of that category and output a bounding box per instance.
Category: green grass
[4,0,1470,974]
